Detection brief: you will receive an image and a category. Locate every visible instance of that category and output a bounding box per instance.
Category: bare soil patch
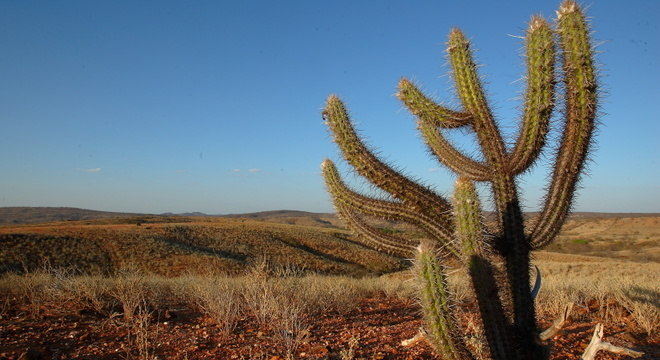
[1,295,657,360]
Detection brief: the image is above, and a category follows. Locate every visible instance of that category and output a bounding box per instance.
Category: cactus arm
[453,178,483,256]
[508,16,556,175]
[322,159,459,255]
[447,29,509,179]
[323,95,453,226]
[397,79,491,181]
[446,27,525,250]
[454,178,516,360]
[335,204,416,257]
[418,119,491,181]
[531,1,598,249]
[416,242,473,360]
[397,78,473,129]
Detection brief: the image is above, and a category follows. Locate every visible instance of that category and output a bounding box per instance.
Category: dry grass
[185,275,243,338]
[532,252,659,335]
[0,251,657,359]
[3,250,655,337]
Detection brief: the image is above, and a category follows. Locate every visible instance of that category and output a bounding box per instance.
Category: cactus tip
[447,28,467,51]
[326,94,340,104]
[557,0,579,19]
[398,77,412,89]
[528,14,548,31]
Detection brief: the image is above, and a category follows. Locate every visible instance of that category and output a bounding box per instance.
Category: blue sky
[1,0,658,214]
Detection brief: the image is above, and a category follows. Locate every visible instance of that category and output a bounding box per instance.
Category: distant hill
[1,206,657,227]
[220,210,342,228]
[0,207,143,225]
[0,207,342,227]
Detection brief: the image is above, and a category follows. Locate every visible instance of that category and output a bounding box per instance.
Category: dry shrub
[189,276,243,338]
[533,274,586,320]
[378,275,418,302]
[241,260,313,357]
[617,284,659,336]
[0,296,9,319]
[127,300,158,360]
[297,275,365,315]
[1,270,53,316]
[3,270,53,318]
[462,311,488,359]
[270,297,310,360]
[65,276,112,315]
[534,256,659,333]
[40,268,114,316]
[109,268,149,321]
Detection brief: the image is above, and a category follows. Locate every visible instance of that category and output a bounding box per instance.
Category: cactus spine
[321,1,598,359]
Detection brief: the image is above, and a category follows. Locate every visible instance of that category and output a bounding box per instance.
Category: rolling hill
[0,216,405,277]
[0,207,657,277]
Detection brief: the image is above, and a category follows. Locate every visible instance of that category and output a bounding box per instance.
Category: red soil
[1,297,657,360]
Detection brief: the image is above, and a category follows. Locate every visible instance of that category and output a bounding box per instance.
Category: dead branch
[581,323,644,360]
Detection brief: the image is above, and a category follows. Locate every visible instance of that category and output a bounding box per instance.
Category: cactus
[320,1,608,359]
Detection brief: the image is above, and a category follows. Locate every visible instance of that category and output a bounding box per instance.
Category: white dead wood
[401,327,427,347]
[581,323,644,360]
[540,302,573,341]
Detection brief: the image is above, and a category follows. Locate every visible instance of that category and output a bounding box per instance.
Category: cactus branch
[530,265,542,300]
[446,27,538,356]
[453,178,515,360]
[447,29,508,177]
[335,203,416,257]
[323,95,453,226]
[398,79,491,181]
[397,78,473,129]
[508,16,556,175]
[416,242,473,360]
[531,1,598,249]
[322,159,458,255]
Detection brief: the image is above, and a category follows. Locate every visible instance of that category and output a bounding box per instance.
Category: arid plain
[0,208,657,359]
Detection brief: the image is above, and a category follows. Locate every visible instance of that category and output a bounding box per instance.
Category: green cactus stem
[322,96,454,228]
[415,241,472,360]
[508,16,556,175]
[322,159,458,255]
[397,79,490,181]
[453,178,516,360]
[531,0,598,249]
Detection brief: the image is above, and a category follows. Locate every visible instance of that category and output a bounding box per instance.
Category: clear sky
[1,0,658,215]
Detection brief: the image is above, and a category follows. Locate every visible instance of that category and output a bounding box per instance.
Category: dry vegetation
[545,216,660,262]
[0,214,658,359]
[0,217,405,277]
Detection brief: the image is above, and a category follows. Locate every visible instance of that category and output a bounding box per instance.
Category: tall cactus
[321,1,603,359]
